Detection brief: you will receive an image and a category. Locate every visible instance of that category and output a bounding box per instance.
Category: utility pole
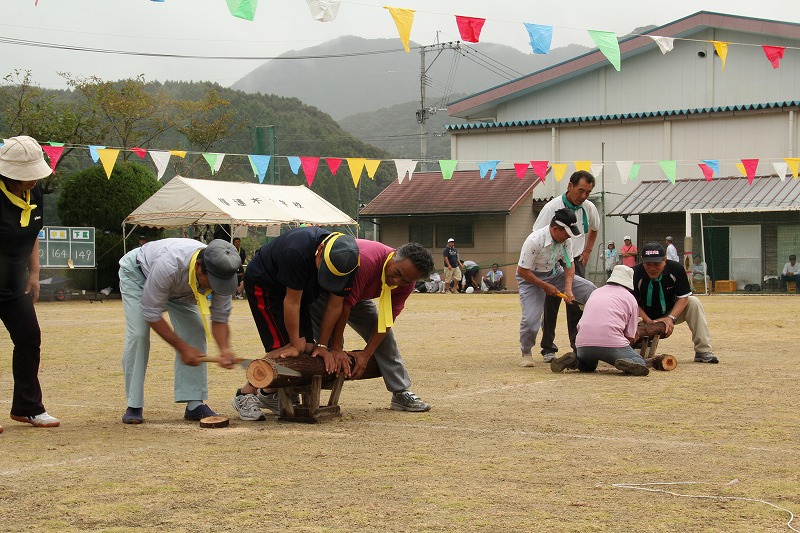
[416,41,460,171]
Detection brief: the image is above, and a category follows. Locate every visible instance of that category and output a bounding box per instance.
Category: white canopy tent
[123,176,357,248]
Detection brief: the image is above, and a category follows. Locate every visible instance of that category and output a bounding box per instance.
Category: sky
[1,0,798,90]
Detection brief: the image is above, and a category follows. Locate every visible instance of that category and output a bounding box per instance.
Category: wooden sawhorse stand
[277,373,346,423]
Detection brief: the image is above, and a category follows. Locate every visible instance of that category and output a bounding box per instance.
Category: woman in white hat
[0,135,60,431]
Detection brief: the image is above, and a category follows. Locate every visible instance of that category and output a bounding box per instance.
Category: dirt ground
[0,293,798,532]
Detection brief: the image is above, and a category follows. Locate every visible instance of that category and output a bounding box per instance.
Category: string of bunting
[10,141,800,187]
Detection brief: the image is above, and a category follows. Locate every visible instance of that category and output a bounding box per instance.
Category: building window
[436,223,473,248]
[409,223,434,247]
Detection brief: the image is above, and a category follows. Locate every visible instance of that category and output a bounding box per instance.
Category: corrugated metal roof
[608,176,800,216]
[445,101,800,132]
[360,168,540,217]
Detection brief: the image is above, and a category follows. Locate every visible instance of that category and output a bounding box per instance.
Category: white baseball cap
[447,238,455,243]
[623,235,632,241]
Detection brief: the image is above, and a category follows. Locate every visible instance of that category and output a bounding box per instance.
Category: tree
[57,162,161,289]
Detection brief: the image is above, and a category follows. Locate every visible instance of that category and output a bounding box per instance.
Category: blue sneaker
[184,404,217,420]
[122,407,144,424]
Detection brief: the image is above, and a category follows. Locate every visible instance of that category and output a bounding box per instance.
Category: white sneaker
[520,354,536,367]
[231,391,266,421]
[11,411,60,427]
[542,352,556,363]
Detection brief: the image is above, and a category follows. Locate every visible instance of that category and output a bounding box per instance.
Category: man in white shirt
[517,208,597,368]
[781,254,800,292]
[665,236,679,263]
[532,170,600,362]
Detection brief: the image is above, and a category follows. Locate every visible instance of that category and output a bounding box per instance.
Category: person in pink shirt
[619,236,638,268]
[550,265,648,376]
[310,240,435,412]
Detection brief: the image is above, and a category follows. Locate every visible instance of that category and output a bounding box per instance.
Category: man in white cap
[0,135,60,430]
[118,238,242,424]
[665,236,679,263]
[550,265,648,376]
[442,237,461,294]
[517,208,596,368]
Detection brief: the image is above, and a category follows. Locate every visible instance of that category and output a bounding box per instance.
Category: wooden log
[633,321,669,348]
[199,416,230,428]
[246,350,382,389]
[645,354,678,371]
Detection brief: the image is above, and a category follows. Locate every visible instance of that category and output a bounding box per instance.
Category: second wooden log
[246,351,382,389]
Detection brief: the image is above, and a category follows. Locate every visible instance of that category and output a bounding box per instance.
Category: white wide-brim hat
[607,265,634,291]
[0,136,52,181]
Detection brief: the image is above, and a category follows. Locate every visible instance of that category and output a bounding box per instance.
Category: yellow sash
[188,250,212,341]
[0,181,37,227]
[378,252,397,333]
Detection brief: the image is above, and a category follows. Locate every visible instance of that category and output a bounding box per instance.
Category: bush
[57,162,161,290]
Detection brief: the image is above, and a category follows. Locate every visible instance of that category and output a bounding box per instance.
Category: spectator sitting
[483,263,504,291]
[780,254,800,293]
[691,256,710,285]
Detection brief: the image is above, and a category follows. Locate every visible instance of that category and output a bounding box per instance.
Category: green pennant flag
[629,163,641,181]
[658,160,677,184]
[226,0,258,21]
[588,29,621,71]
[439,160,458,180]
[202,153,218,175]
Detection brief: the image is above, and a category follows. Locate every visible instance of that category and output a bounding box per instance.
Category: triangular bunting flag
[785,158,800,179]
[365,159,381,179]
[41,145,64,173]
[552,163,568,182]
[698,163,714,182]
[772,161,789,182]
[523,23,552,54]
[735,162,746,177]
[478,160,500,180]
[131,147,147,159]
[226,0,258,21]
[762,45,785,69]
[150,151,171,181]
[169,150,187,158]
[439,160,458,180]
[590,163,603,178]
[300,156,320,187]
[384,6,415,53]
[616,161,633,184]
[202,153,219,175]
[347,157,366,187]
[514,162,529,179]
[629,164,641,181]
[530,160,549,182]
[286,156,302,175]
[574,160,591,172]
[701,159,719,176]
[213,154,225,174]
[648,35,674,54]
[46,142,65,147]
[88,145,105,163]
[326,157,342,175]
[711,41,729,72]
[393,159,417,183]
[97,148,120,179]
[455,16,485,43]
[658,160,677,183]
[741,158,759,185]
[588,29,621,71]
[248,155,271,183]
[306,0,340,22]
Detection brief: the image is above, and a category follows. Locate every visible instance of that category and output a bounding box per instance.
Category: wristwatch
[316,343,328,350]
[667,314,677,321]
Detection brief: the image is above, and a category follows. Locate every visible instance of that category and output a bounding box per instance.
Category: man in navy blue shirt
[442,238,461,294]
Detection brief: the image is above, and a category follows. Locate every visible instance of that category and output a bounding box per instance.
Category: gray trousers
[310,294,411,393]
[517,267,596,356]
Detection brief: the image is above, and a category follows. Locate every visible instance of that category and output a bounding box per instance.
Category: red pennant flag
[130,147,147,159]
[742,159,759,185]
[530,160,549,182]
[42,145,64,172]
[514,163,530,179]
[455,15,486,43]
[762,45,785,69]
[698,163,714,182]
[326,157,342,175]
[300,156,320,187]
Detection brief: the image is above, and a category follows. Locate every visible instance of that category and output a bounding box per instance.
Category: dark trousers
[0,294,45,416]
[540,258,585,355]
[780,273,799,291]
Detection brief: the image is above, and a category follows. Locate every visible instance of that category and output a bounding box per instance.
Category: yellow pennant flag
[735,162,747,177]
[786,158,800,179]
[574,160,592,172]
[169,150,187,158]
[384,6,415,52]
[711,41,729,72]
[552,163,568,182]
[365,159,381,179]
[347,158,366,187]
[97,148,120,179]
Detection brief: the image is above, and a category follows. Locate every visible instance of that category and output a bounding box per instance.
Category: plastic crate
[714,280,736,293]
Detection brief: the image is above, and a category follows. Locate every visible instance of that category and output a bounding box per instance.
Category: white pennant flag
[616,161,634,184]
[590,163,604,179]
[306,0,340,22]
[773,161,789,182]
[393,159,417,183]
[649,35,675,54]
[213,153,225,174]
[150,150,171,181]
